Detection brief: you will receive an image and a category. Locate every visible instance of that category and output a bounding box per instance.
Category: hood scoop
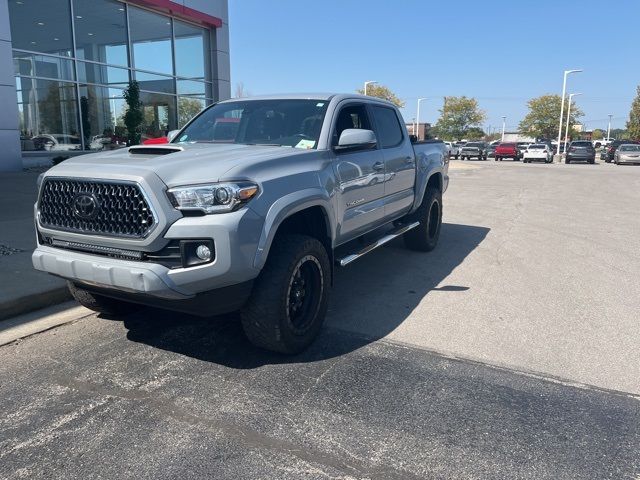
[128,145,184,156]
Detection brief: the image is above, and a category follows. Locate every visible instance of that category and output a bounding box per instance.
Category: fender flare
[410,150,446,213]
[252,188,336,270]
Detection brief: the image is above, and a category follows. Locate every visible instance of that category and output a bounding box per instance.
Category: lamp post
[501,116,506,142]
[607,114,613,141]
[363,81,377,96]
[415,98,428,140]
[563,93,582,147]
[556,69,582,157]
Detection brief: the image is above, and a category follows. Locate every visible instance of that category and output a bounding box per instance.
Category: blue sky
[228,0,639,132]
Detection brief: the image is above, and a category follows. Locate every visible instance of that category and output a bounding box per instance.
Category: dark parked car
[604,139,640,163]
[486,144,497,159]
[565,141,595,164]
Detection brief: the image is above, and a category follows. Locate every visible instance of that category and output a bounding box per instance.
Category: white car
[522,144,553,164]
[32,134,81,151]
[444,141,455,157]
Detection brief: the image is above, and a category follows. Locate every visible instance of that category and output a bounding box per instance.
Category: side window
[371,106,404,149]
[334,104,372,143]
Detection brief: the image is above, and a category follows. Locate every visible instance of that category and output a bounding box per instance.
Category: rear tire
[240,234,330,354]
[67,281,140,316]
[565,158,570,164]
[403,186,442,252]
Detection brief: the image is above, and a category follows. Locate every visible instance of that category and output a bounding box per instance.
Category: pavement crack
[48,373,422,480]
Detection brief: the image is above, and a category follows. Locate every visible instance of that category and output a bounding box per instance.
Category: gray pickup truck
[32,94,448,353]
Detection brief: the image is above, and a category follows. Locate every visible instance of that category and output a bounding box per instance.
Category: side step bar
[336,221,420,267]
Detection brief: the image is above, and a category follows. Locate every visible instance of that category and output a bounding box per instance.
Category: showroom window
[73,0,129,66]
[128,6,173,75]
[9,0,214,152]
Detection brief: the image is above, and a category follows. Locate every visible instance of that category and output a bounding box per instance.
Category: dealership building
[0,0,230,171]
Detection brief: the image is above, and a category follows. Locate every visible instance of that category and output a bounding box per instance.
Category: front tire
[67,281,140,316]
[241,234,330,354]
[403,186,442,252]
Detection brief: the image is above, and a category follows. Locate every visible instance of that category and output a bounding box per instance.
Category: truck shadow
[121,223,489,368]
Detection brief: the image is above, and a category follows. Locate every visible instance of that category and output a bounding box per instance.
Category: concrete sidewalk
[0,170,70,321]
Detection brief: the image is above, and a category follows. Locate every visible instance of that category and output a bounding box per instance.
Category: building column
[0,0,22,171]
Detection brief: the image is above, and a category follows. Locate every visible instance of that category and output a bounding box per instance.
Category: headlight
[167,182,259,214]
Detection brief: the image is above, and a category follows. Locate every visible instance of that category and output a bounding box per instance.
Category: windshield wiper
[245,143,282,146]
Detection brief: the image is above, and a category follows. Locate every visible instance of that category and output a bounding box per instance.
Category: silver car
[614,144,640,165]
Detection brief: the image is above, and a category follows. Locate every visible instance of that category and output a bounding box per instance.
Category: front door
[332,103,385,245]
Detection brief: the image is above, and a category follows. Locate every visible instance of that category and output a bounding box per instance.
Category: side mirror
[335,129,377,151]
[167,129,181,142]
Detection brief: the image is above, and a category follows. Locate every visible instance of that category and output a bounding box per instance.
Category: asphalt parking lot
[1,159,639,479]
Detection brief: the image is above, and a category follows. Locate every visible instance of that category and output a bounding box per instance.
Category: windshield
[529,144,545,149]
[466,142,482,147]
[175,99,329,148]
[571,141,591,147]
[620,145,640,152]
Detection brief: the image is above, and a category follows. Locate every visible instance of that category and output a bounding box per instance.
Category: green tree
[626,85,640,140]
[519,94,583,140]
[609,128,628,140]
[356,84,405,107]
[465,127,485,140]
[591,128,604,140]
[178,98,204,127]
[123,80,144,145]
[433,96,486,140]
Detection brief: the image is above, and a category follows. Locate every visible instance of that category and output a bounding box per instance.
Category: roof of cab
[217,93,396,106]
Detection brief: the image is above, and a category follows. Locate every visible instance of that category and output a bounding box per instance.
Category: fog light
[196,244,211,261]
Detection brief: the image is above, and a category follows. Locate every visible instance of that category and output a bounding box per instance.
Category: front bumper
[460,151,482,157]
[616,156,640,164]
[33,207,264,299]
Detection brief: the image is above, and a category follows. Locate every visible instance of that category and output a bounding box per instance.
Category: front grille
[38,178,155,238]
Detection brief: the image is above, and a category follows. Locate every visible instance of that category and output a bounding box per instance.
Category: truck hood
[47,143,310,187]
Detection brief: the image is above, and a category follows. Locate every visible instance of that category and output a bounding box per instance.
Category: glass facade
[8,0,214,153]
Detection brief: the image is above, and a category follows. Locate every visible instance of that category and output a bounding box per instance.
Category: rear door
[331,102,386,244]
[370,104,416,220]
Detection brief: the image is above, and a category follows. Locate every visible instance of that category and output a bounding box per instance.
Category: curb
[0,286,72,322]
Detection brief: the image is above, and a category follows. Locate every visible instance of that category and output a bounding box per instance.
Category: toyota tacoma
[33,94,449,353]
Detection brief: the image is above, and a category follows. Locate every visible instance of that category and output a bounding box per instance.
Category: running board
[336,221,420,267]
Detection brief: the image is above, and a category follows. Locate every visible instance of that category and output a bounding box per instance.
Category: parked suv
[32,94,449,354]
[565,141,595,164]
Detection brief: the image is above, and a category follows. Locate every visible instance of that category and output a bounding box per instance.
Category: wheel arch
[253,190,335,271]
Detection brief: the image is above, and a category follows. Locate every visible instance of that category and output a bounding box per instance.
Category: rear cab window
[371,105,404,149]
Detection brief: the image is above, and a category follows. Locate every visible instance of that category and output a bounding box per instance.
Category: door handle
[405,156,415,164]
[372,162,384,171]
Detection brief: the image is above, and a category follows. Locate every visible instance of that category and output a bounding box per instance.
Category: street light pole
[557,69,582,157]
[415,98,428,140]
[564,93,582,147]
[363,81,377,96]
[607,114,613,141]
[501,116,506,142]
